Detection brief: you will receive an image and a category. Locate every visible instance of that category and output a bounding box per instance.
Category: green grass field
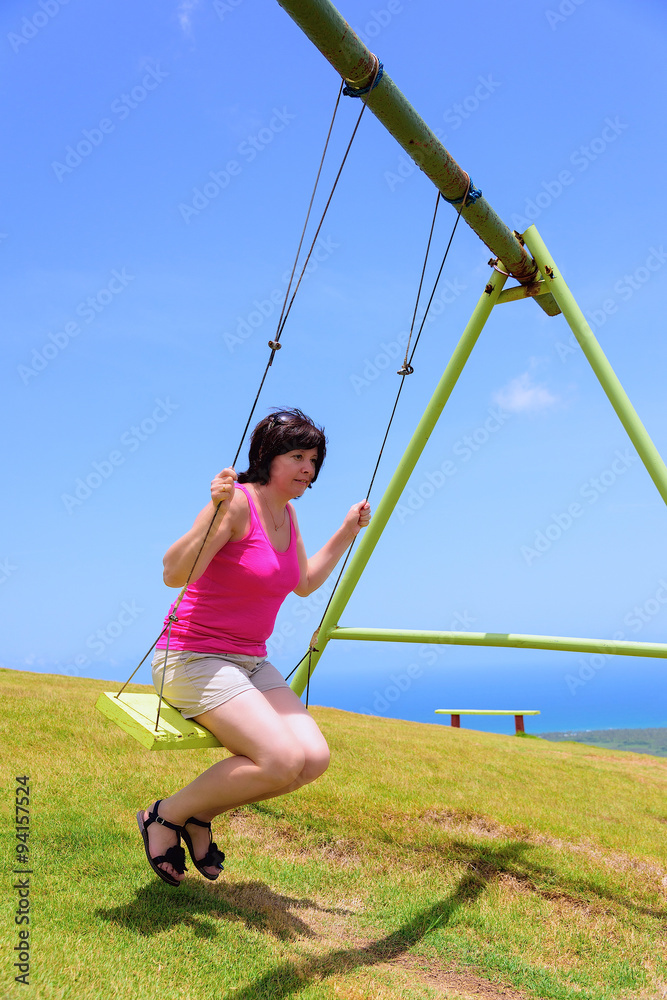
[1,667,666,1000]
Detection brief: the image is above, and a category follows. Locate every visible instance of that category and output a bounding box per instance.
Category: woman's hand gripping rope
[345,500,371,538]
[211,467,238,513]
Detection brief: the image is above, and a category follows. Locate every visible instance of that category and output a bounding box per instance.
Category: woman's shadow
[96,879,354,942]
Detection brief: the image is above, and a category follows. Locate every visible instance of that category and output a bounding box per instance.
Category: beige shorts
[151,648,290,719]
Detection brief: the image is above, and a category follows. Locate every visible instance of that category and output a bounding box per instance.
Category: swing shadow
[425,838,666,921]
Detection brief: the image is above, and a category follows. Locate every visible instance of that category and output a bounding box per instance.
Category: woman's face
[268,448,319,496]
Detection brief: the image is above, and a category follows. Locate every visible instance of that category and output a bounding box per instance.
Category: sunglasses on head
[267,411,293,428]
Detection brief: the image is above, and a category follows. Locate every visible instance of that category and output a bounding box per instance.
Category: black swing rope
[115,59,381,730]
[287,174,473,708]
[118,63,470,723]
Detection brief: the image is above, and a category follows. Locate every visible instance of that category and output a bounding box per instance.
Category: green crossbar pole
[329,627,667,658]
[522,225,667,506]
[289,265,508,696]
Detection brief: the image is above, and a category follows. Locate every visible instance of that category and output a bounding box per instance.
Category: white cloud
[177,0,200,36]
[492,371,558,414]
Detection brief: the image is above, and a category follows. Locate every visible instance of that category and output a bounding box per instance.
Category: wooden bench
[435,709,540,735]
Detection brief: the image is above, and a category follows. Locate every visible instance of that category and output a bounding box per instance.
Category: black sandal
[181,816,225,880]
[136,800,188,888]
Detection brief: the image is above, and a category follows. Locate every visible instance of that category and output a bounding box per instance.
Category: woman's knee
[259,742,306,788]
[297,744,331,785]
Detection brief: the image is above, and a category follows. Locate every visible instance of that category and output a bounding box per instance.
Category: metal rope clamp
[342,57,383,98]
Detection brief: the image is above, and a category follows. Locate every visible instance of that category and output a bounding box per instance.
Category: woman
[137,409,371,886]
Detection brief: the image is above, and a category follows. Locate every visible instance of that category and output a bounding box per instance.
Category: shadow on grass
[423,839,667,921]
[221,836,665,999]
[220,845,528,1000]
[97,838,663,998]
[96,842,530,997]
[96,879,354,942]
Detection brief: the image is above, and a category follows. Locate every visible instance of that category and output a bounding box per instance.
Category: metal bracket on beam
[496,280,560,320]
[496,280,548,303]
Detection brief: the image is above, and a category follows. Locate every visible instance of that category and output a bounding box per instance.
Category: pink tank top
[156,483,301,656]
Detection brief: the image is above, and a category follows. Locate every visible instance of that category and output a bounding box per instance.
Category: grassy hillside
[1,667,666,1000]
[539,728,667,759]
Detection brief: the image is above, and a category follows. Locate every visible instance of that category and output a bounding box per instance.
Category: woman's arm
[162,468,242,587]
[293,500,371,597]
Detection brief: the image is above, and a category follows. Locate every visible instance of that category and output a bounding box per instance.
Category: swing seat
[95,692,223,751]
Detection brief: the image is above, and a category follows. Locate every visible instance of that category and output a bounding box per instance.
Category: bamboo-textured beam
[277,0,539,285]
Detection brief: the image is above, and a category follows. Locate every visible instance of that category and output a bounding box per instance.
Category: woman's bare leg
[139,686,329,880]
[194,687,330,813]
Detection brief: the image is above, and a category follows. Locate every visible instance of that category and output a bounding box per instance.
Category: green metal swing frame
[96,0,667,749]
[288,228,667,696]
[277,0,667,697]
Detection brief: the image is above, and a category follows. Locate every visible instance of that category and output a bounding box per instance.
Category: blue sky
[3,0,666,735]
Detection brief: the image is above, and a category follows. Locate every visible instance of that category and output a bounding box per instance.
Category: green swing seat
[95,692,222,751]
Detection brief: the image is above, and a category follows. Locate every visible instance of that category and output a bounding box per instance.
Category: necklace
[259,487,286,530]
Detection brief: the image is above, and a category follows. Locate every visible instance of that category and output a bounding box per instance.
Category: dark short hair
[237,409,327,487]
